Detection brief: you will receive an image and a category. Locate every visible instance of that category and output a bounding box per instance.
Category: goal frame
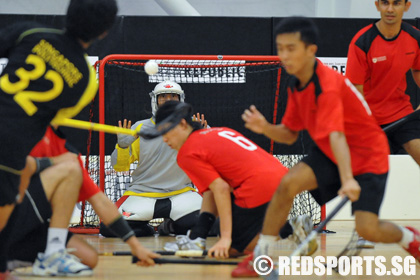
[98,54,284,192]
[74,54,326,232]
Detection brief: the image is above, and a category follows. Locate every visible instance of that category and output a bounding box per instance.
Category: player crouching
[139,101,318,277]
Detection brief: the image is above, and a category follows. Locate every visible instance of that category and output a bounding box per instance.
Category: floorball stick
[132,257,239,265]
[52,118,137,136]
[102,250,208,257]
[383,110,420,133]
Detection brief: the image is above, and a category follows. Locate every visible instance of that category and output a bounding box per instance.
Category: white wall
[327,155,420,220]
[0,0,418,18]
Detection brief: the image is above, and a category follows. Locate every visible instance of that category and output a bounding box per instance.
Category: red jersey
[346,22,420,125]
[30,126,100,202]
[282,60,389,176]
[177,127,287,208]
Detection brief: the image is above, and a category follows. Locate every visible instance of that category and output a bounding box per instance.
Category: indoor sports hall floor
[12,220,420,280]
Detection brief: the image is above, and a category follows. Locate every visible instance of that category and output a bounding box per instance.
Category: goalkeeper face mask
[149,81,185,116]
[139,101,193,140]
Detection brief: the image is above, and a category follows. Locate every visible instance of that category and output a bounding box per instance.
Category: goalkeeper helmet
[150,80,185,116]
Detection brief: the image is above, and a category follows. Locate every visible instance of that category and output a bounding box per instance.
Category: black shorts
[4,174,52,262]
[4,174,73,263]
[302,145,388,215]
[231,199,268,253]
[381,117,420,154]
[0,167,21,206]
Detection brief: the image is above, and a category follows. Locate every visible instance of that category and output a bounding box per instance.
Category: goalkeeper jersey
[346,21,420,125]
[111,118,194,197]
[282,60,389,176]
[177,127,288,209]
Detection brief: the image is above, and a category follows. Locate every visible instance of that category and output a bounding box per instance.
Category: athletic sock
[44,228,68,257]
[398,226,414,249]
[189,212,215,240]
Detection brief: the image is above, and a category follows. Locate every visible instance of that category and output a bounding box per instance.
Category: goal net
[71,55,321,233]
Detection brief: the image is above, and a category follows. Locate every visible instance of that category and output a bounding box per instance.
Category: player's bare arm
[200,190,218,217]
[207,178,232,259]
[329,131,361,202]
[242,105,298,144]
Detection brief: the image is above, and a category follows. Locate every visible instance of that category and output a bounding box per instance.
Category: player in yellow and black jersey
[0,1,118,271]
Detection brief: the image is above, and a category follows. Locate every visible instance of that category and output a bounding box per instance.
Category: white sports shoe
[289,215,318,256]
[32,249,93,277]
[164,232,206,252]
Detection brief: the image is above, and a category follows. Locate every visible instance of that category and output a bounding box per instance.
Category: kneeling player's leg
[163,192,213,252]
[187,191,216,240]
[66,233,98,268]
[40,155,82,256]
[169,191,203,235]
[32,155,92,277]
[116,196,155,221]
[101,196,155,237]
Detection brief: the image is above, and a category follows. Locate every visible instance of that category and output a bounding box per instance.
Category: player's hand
[132,245,160,267]
[193,112,208,128]
[338,178,361,202]
[118,119,138,139]
[242,105,269,134]
[118,119,132,129]
[207,237,231,259]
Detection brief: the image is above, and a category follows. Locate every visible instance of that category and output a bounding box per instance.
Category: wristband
[35,157,53,173]
[107,216,135,242]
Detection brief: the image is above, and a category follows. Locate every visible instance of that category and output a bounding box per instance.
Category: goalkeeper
[100,81,206,237]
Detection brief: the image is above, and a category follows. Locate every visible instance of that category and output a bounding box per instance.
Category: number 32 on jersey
[0,54,63,116]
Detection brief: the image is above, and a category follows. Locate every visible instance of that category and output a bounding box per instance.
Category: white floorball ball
[144,60,159,75]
